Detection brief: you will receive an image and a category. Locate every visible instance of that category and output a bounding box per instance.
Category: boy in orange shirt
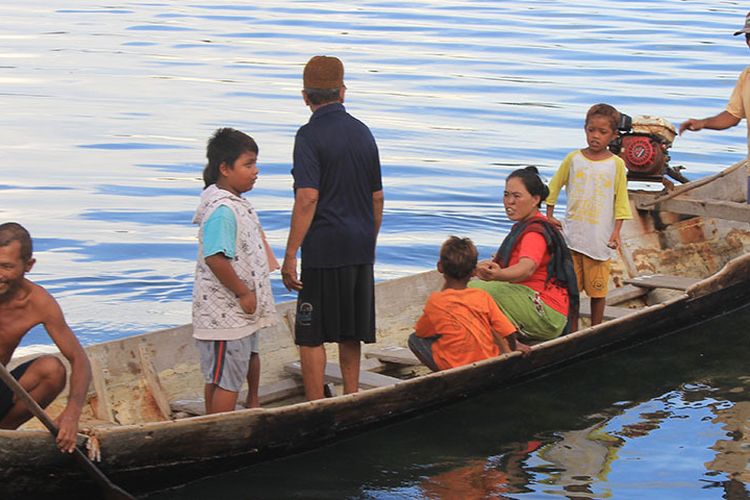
[408,236,530,371]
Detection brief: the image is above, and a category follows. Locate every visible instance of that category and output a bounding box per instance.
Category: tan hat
[733,11,750,36]
[303,55,344,89]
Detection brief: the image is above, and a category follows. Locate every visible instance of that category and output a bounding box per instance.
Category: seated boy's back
[409,236,528,372]
[415,287,516,370]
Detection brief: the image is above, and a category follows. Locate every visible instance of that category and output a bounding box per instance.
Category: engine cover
[620,135,666,178]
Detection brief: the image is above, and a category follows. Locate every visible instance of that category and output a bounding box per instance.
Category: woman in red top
[469,167,578,341]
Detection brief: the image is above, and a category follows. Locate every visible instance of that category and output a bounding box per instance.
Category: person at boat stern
[281,55,384,401]
[545,104,632,330]
[408,236,530,372]
[0,222,92,453]
[192,128,279,413]
[469,167,578,341]
[679,11,750,203]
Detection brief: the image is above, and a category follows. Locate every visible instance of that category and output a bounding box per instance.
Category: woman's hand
[475,260,502,281]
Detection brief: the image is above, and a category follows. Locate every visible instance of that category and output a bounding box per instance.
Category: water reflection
[705,401,750,497]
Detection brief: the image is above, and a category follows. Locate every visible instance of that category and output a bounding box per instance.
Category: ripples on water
[2,1,748,342]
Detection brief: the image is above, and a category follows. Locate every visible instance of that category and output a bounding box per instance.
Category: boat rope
[80,428,102,462]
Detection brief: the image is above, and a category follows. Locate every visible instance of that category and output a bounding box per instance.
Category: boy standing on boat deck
[408,236,529,372]
[0,222,92,453]
[281,55,384,401]
[545,104,632,330]
[192,128,278,413]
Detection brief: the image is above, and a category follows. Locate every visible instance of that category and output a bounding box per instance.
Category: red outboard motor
[610,115,686,183]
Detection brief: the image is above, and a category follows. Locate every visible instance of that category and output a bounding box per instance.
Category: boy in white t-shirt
[545,103,632,331]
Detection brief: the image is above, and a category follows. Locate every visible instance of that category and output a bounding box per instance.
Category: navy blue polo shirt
[292,103,382,268]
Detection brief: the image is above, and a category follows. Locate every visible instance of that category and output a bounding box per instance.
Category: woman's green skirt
[468,280,566,341]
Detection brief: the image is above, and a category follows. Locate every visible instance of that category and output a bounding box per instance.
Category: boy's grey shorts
[195,334,259,392]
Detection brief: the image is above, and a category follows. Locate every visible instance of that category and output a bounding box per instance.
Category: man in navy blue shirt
[282,56,384,401]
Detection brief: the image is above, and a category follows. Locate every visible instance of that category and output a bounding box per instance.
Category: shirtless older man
[0,222,91,453]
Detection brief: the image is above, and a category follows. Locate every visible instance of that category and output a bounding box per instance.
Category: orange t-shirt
[415,288,517,370]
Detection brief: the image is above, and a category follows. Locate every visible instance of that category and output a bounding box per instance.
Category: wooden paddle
[0,363,136,500]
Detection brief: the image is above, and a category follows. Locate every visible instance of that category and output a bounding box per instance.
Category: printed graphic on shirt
[568,168,614,225]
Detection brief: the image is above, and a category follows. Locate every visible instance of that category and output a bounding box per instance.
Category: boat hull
[3,258,749,498]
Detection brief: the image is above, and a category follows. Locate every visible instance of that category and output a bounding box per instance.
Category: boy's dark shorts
[295,264,376,347]
[0,359,35,421]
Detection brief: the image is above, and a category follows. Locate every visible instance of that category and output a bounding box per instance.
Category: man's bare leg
[244,352,260,408]
[339,340,361,395]
[300,345,326,401]
[0,356,66,429]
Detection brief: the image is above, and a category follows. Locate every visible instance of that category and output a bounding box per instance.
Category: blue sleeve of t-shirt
[203,205,237,258]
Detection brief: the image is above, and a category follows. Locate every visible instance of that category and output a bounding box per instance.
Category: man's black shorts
[295,264,376,347]
[0,359,35,421]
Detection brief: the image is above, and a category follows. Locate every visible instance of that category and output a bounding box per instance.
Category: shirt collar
[310,102,345,121]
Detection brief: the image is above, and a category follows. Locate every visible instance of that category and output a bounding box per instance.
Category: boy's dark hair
[203,128,259,188]
[0,222,33,261]
[507,166,550,208]
[440,236,478,281]
[585,103,620,132]
[303,87,342,105]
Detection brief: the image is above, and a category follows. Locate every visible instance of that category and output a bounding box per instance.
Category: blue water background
[2,0,748,346]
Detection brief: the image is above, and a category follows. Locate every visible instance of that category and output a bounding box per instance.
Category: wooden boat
[3,161,750,498]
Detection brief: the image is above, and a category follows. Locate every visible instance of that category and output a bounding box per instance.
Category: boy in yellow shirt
[546,104,632,330]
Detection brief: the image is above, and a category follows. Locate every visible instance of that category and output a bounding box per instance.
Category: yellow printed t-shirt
[546,150,632,261]
[415,288,517,370]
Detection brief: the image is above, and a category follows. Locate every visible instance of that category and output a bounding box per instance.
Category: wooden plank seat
[365,346,421,366]
[605,284,649,305]
[578,300,637,320]
[284,359,402,389]
[170,377,305,417]
[623,274,700,291]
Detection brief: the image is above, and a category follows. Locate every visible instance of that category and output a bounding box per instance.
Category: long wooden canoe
[3,161,750,498]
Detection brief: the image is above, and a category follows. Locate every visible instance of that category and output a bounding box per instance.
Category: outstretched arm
[679,111,740,135]
[42,293,91,453]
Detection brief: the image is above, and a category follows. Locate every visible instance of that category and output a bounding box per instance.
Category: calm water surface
[1,0,749,498]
